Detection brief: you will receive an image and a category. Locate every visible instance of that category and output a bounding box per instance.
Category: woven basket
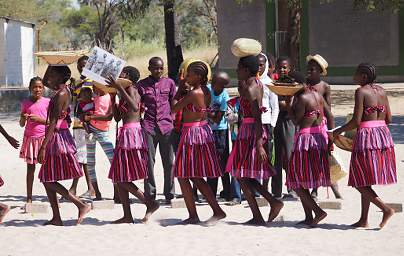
[231,38,262,57]
[35,50,88,65]
[334,135,353,152]
[268,83,304,96]
[93,78,132,94]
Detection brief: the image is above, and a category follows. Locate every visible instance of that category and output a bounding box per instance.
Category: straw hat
[35,50,88,66]
[231,38,262,58]
[306,54,328,76]
[93,78,132,94]
[334,135,353,152]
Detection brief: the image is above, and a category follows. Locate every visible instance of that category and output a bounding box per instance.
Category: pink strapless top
[364,105,385,115]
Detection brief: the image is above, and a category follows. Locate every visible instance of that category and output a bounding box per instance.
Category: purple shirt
[137,76,177,135]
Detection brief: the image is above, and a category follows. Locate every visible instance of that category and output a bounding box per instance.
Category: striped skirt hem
[349,147,397,187]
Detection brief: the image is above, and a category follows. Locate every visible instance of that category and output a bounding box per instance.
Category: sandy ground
[0,90,403,256]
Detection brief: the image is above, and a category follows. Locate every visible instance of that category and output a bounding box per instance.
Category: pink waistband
[242,117,255,124]
[182,120,208,127]
[359,120,386,128]
[122,122,141,129]
[299,125,324,134]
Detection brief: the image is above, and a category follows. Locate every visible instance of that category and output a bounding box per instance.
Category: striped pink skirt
[19,135,44,164]
[38,129,83,183]
[226,118,276,179]
[108,122,148,183]
[286,125,330,189]
[349,120,396,187]
[174,121,222,178]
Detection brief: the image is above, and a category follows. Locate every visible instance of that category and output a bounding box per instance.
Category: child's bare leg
[250,179,284,222]
[91,181,102,200]
[113,184,121,203]
[296,198,313,225]
[43,183,63,226]
[26,164,35,203]
[0,203,10,223]
[296,188,327,227]
[192,178,226,225]
[47,182,90,225]
[331,183,342,199]
[351,193,370,228]
[69,178,79,196]
[357,186,394,229]
[112,184,133,224]
[178,178,200,224]
[239,178,265,225]
[120,182,159,223]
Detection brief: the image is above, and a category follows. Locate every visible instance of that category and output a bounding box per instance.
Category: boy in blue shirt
[207,72,231,201]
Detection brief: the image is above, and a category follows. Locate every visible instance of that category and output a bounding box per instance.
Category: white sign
[82,46,126,85]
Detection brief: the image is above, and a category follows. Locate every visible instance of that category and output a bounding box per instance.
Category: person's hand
[257,145,268,163]
[38,147,45,164]
[106,76,121,90]
[84,115,92,122]
[6,135,19,149]
[28,114,43,123]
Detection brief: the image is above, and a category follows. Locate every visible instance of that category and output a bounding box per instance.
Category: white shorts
[73,128,89,164]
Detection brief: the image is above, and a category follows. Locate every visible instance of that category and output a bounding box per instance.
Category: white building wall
[0,18,34,87]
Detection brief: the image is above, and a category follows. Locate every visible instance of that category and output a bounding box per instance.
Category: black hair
[122,66,140,84]
[239,56,259,76]
[257,53,267,62]
[51,66,72,84]
[29,76,43,89]
[357,63,377,84]
[277,56,291,66]
[289,71,305,84]
[149,56,163,66]
[79,86,92,99]
[188,61,209,86]
[78,55,89,63]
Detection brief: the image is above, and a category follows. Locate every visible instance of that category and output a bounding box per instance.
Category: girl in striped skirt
[107,66,159,224]
[172,61,226,225]
[0,124,19,223]
[331,63,396,229]
[37,66,90,226]
[225,56,283,226]
[286,77,331,227]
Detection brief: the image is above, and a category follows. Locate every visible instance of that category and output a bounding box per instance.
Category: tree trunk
[164,0,183,82]
[287,3,302,70]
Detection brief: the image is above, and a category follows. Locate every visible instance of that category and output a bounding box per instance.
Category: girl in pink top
[19,77,50,203]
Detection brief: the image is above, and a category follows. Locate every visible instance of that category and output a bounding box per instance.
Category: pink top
[21,97,50,138]
[90,94,112,131]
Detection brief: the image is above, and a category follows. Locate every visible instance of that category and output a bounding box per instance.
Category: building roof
[0,16,35,27]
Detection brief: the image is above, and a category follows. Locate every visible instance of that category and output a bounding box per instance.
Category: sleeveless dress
[173,103,222,178]
[38,86,83,183]
[225,91,276,180]
[108,99,148,183]
[286,98,331,189]
[348,103,396,187]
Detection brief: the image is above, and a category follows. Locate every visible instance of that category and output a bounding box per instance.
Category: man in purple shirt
[137,57,176,203]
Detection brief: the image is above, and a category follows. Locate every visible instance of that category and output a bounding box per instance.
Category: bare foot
[141,200,160,223]
[379,208,394,229]
[112,216,134,224]
[26,198,33,204]
[79,189,96,199]
[77,204,91,225]
[44,218,63,226]
[296,219,313,226]
[351,219,369,228]
[243,218,266,226]
[180,217,200,225]
[268,200,284,222]
[205,211,226,226]
[310,211,327,227]
[0,206,10,223]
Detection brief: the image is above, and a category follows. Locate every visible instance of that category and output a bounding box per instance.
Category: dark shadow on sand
[0,195,49,203]
[2,217,110,227]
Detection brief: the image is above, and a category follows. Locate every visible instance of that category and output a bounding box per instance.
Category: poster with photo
[82,46,126,85]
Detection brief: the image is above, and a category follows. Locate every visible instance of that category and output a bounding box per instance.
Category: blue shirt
[207,84,229,130]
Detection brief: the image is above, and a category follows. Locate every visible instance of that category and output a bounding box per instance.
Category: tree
[163,0,183,81]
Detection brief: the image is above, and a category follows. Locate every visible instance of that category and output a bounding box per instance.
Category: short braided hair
[188,61,209,86]
[357,63,377,84]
